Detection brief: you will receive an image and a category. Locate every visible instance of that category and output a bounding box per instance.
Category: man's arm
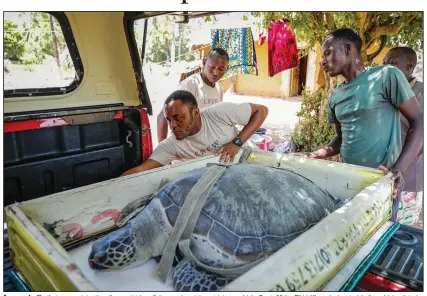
[313,123,342,158]
[218,103,268,162]
[379,97,423,198]
[122,137,177,176]
[121,159,163,177]
[235,103,268,143]
[393,97,423,173]
[295,123,342,159]
[157,111,169,143]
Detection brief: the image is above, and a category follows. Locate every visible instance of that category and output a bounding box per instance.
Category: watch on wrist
[232,137,243,147]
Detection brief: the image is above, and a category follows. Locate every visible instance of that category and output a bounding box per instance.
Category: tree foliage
[291,88,337,154]
[145,15,198,64]
[4,12,75,78]
[250,12,423,62]
[20,12,67,64]
[4,20,26,62]
[249,12,423,153]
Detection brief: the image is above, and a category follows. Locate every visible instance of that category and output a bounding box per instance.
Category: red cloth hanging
[268,20,299,77]
[259,31,267,46]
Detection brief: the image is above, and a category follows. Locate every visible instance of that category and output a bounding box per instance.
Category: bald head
[383,47,418,80]
[388,47,417,63]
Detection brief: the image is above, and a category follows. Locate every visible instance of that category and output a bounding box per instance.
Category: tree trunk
[171,24,176,67]
[360,41,368,63]
[49,15,62,78]
[367,35,388,63]
[314,43,326,91]
[178,25,182,62]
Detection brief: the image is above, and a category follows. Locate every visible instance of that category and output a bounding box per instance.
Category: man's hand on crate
[378,165,404,199]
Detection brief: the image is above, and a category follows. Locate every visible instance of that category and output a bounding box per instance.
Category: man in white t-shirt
[122,90,268,176]
[156,48,229,143]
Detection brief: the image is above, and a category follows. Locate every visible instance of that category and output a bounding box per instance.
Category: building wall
[198,42,317,98]
[305,48,318,91]
[234,42,289,97]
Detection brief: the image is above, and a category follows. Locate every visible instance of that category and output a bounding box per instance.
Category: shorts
[391,191,423,226]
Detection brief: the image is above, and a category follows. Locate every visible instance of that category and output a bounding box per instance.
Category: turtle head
[88,202,167,271]
[88,226,150,270]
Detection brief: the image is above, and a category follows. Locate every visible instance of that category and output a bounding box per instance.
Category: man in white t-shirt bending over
[156,48,229,143]
[122,90,268,176]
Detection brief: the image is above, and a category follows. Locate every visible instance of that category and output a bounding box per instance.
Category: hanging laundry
[259,29,267,46]
[211,27,258,80]
[268,20,299,77]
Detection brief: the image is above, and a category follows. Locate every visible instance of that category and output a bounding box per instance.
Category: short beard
[175,112,195,141]
[186,114,197,137]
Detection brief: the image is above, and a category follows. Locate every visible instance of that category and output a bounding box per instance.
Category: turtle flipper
[172,260,231,291]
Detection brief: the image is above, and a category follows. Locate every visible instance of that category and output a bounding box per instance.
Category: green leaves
[144,15,198,65]
[4,20,26,61]
[387,12,423,53]
[249,12,422,62]
[291,88,336,152]
[7,12,68,65]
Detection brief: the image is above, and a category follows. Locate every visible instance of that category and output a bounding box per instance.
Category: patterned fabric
[211,28,258,80]
[395,191,423,226]
[268,20,299,77]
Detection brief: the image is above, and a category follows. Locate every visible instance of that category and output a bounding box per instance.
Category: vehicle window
[4,12,83,97]
[134,14,204,105]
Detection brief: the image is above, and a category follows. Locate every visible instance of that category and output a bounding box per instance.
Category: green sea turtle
[88,163,338,291]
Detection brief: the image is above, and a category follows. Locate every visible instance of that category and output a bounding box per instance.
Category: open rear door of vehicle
[3,12,154,291]
[4,11,155,206]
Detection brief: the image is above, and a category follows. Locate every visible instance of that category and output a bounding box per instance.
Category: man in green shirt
[299,29,423,199]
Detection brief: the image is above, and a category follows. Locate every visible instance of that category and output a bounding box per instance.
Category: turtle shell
[156,163,337,264]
